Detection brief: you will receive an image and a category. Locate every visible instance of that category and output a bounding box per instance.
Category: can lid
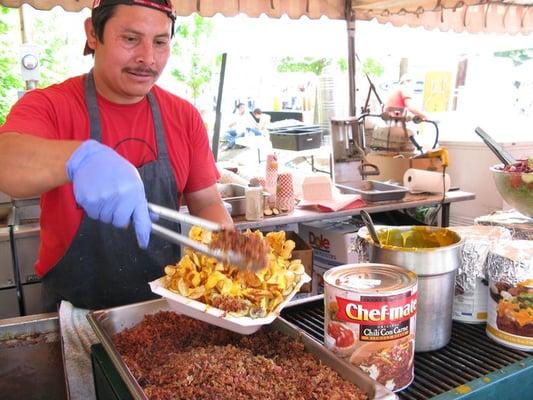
[324,263,417,294]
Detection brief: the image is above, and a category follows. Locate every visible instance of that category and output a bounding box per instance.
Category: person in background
[251,108,271,133]
[222,102,263,150]
[369,73,429,154]
[384,73,427,120]
[0,0,233,312]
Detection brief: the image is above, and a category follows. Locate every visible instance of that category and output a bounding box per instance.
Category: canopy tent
[0,0,347,18]
[353,1,533,35]
[1,0,531,114]
[1,0,532,34]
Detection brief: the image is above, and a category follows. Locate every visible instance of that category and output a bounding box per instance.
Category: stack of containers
[276,172,295,212]
[264,154,278,208]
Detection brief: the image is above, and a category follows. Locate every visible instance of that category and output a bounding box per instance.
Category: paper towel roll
[403,168,451,194]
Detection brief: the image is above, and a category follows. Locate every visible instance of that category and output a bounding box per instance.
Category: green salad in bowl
[490,159,533,218]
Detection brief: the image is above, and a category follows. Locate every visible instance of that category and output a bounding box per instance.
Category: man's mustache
[123,68,158,77]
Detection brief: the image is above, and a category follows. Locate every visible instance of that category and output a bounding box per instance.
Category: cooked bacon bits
[209,229,269,270]
[113,312,368,400]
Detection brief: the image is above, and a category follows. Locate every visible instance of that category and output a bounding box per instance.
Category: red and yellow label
[336,293,417,325]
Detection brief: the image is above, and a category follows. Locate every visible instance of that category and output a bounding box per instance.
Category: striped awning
[0,0,531,33]
[0,0,347,19]
[353,1,533,34]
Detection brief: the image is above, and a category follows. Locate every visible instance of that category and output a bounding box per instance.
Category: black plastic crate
[269,127,322,151]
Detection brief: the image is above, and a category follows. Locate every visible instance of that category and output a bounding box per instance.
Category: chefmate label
[323,263,418,392]
[336,293,416,341]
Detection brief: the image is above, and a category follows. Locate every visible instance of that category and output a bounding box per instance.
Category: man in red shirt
[384,73,427,120]
[0,0,232,312]
[371,73,428,154]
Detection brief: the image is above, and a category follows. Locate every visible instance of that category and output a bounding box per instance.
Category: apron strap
[84,70,170,161]
[147,91,169,160]
[84,70,102,141]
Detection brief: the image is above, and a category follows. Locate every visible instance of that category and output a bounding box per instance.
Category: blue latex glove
[66,140,151,248]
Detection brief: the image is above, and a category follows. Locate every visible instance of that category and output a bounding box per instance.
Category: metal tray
[87,298,397,400]
[217,183,270,216]
[337,181,408,202]
[0,313,68,400]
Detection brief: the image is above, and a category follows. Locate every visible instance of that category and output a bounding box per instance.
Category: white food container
[149,273,311,335]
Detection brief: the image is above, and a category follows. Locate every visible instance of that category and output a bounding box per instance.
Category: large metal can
[367,226,463,352]
[323,263,417,392]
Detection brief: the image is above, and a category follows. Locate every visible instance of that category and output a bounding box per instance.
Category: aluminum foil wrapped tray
[450,225,512,293]
[475,210,533,240]
[486,240,533,351]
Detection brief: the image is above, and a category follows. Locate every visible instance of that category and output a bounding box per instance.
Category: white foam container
[149,273,311,335]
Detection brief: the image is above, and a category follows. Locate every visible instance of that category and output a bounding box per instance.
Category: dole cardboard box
[298,219,365,266]
[312,258,336,294]
[287,231,313,293]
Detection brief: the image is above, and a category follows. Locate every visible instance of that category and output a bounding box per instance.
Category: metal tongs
[474,127,516,166]
[148,203,248,269]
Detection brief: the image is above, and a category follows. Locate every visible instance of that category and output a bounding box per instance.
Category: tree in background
[171,14,216,105]
[494,48,533,66]
[361,57,384,78]
[32,11,72,87]
[277,57,331,76]
[0,7,22,125]
[0,6,89,124]
[337,58,348,73]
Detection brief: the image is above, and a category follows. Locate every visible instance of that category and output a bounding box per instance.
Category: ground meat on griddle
[113,312,368,400]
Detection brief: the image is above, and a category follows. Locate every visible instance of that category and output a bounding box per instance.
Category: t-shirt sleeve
[183,107,220,193]
[401,87,413,101]
[0,89,60,139]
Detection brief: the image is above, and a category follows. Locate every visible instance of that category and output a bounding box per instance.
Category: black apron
[42,71,181,311]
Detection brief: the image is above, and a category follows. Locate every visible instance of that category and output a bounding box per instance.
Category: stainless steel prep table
[233,190,475,229]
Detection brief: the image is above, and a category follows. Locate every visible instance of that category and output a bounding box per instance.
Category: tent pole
[212,52,227,162]
[19,4,29,43]
[345,0,356,116]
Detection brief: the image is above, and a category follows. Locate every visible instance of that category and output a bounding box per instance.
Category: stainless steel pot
[368,226,463,352]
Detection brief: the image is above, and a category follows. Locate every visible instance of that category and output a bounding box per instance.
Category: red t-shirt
[0,75,219,277]
[386,88,411,109]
